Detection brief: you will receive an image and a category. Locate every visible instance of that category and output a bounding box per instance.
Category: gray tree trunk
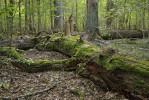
[32,0,35,33]
[86,0,99,41]
[50,0,54,30]
[19,0,22,34]
[75,0,78,31]
[37,0,42,32]
[8,0,14,33]
[0,1,3,32]
[28,0,32,32]
[25,0,28,31]
[4,0,8,32]
[54,0,63,32]
[106,0,114,29]
[142,0,146,39]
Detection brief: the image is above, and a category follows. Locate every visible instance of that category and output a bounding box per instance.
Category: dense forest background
[0,0,149,36]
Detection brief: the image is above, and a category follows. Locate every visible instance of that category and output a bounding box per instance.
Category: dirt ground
[0,50,127,100]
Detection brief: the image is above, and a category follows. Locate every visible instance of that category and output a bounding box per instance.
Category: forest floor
[0,49,127,100]
[93,38,149,61]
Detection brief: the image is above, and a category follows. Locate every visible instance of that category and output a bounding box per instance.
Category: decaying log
[101,30,149,39]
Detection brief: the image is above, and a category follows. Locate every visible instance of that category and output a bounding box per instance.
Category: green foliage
[101,33,111,40]
[0,82,10,89]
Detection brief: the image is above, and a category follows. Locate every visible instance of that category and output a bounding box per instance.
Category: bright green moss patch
[74,45,100,60]
[105,56,149,78]
[0,47,25,60]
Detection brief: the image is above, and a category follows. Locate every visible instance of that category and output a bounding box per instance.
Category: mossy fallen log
[0,47,76,72]
[1,35,149,99]
[1,35,149,77]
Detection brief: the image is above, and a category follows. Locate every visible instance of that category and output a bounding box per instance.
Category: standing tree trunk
[32,0,35,34]
[28,0,32,32]
[75,0,78,32]
[43,0,47,30]
[9,0,14,48]
[4,0,8,33]
[8,0,14,33]
[148,0,149,38]
[50,0,54,30]
[54,0,63,32]
[106,0,114,29]
[19,0,22,34]
[86,0,99,41]
[0,1,3,32]
[142,0,146,39]
[37,0,42,32]
[25,0,28,32]
[135,10,138,30]
[69,5,74,35]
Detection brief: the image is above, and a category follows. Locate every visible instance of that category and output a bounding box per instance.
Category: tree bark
[32,0,35,33]
[25,0,28,32]
[0,1,3,32]
[54,0,63,32]
[4,0,8,32]
[65,21,71,37]
[75,0,78,32]
[50,0,54,30]
[28,0,32,32]
[86,0,99,41]
[142,0,146,39]
[37,0,42,32]
[106,0,114,29]
[19,0,22,34]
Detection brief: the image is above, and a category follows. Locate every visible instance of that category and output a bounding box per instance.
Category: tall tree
[106,0,114,28]
[19,0,22,34]
[50,0,54,30]
[37,0,42,32]
[25,0,28,31]
[8,0,14,33]
[142,0,146,39]
[54,0,63,32]
[4,0,8,32]
[31,0,35,33]
[86,0,99,41]
[0,1,3,32]
[75,0,78,31]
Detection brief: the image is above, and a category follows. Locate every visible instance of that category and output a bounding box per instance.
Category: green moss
[104,56,149,78]
[0,47,25,60]
[31,36,38,43]
[70,88,84,100]
[0,47,75,72]
[74,45,100,60]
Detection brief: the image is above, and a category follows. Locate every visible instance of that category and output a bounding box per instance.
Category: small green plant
[101,33,111,40]
[0,82,10,89]
[70,88,84,100]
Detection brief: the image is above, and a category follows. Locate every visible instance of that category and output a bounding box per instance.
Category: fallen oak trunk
[0,35,149,99]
